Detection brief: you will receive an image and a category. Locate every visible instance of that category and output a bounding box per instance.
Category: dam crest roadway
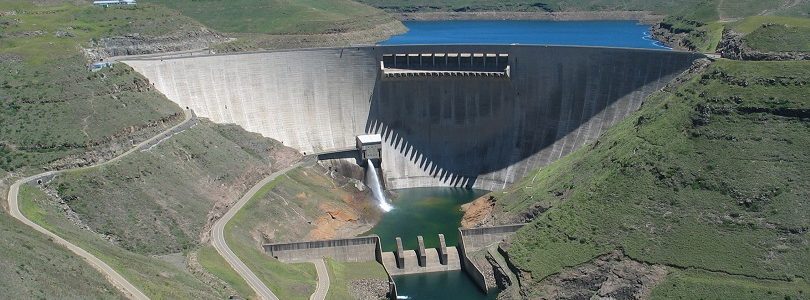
[123,45,702,192]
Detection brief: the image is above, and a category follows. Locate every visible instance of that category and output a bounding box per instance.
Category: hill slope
[482,59,809,298]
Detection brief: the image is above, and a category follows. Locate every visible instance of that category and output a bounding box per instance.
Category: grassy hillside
[221,163,378,299]
[16,120,302,298]
[52,121,300,255]
[0,1,204,172]
[325,259,389,300]
[145,0,396,35]
[18,185,228,299]
[490,59,809,298]
[0,211,123,299]
[197,245,255,298]
[224,172,317,300]
[358,0,808,17]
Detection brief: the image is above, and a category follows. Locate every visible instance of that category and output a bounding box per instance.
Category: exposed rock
[528,251,668,300]
[214,20,406,52]
[468,250,498,289]
[717,29,810,61]
[349,278,388,300]
[663,58,712,92]
[7,30,46,38]
[650,22,695,51]
[461,195,497,228]
[187,251,240,298]
[488,251,513,290]
[55,29,74,38]
[83,27,230,61]
[518,202,550,223]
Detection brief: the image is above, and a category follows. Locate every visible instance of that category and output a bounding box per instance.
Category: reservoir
[380,20,670,49]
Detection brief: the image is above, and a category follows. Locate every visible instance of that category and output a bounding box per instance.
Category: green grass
[651,269,810,299]
[197,246,255,299]
[731,16,810,34]
[0,2,200,63]
[358,0,711,15]
[18,185,227,299]
[0,57,182,172]
[227,163,375,244]
[0,1,205,172]
[743,24,810,53]
[51,121,298,255]
[325,258,388,300]
[224,172,318,300]
[659,16,725,52]
[494,59,810,296]
[359,0,806,19]
[219,163,379,299]
[0,212,123,299]
[145,0,395,35]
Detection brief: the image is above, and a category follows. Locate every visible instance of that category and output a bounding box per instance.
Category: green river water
[364,187,495,299]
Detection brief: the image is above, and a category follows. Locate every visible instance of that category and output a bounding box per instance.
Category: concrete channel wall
[262,236,381,263]
[125,45,702,191]
[458,224,527,292]
[460,224,526,252]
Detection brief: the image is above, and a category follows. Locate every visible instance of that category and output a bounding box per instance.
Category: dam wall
[125,45,701,191]
[263,236,381,263]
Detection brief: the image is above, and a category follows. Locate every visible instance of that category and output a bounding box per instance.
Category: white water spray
[366,159,393,212]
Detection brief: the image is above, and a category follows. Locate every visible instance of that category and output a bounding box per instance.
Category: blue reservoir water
[380,20,670,49]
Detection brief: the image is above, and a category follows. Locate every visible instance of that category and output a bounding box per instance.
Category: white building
[93,0,137,6]
[356,134,382,161]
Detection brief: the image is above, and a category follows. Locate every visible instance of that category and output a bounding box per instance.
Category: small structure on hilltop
[89,61,114,72]
[356,134,382,161]
[93,0,137,7]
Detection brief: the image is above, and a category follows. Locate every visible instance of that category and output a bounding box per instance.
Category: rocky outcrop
[349,278,388,300]
[84,27,230,61]
[461,195,497,228]
[717,29,810,61]
[650,22,698,51]
[499,251,668,300]
[214,20,406,52]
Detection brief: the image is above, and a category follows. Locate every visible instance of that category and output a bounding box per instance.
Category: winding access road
[210,158,311,300]
[6,109,196,300]
[308,258,330,300]
[211,155,334,300]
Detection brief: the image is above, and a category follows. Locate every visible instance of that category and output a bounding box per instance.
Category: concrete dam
[124,45,701,191]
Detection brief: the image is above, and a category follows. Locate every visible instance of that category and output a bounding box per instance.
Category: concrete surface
[459,224,525,252]
[263,236,381,263]
[457,224,527,292]
[5,109,196,300]
[308,259,329,300]
[124,45,702,191]
[381,247,462,276]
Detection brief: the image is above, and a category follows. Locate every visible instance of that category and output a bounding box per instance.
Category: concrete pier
[381,247,462,276]
[438,234,448,265]
[416,236,427,267]
[395,237,405,269]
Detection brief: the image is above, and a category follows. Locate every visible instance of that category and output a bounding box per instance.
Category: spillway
[124,45,702,191]
[367,159,393,211]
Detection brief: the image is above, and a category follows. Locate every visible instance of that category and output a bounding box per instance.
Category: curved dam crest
[123,45,702,191]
